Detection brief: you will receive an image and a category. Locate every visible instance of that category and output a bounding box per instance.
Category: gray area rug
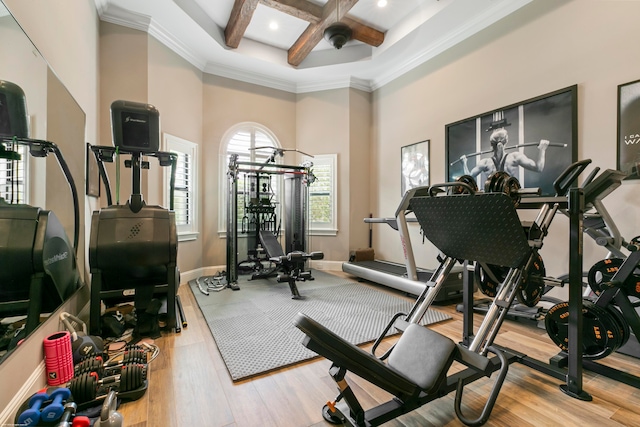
[189,270,451,381]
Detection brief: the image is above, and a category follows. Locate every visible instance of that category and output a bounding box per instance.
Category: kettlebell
[94,390,123,427]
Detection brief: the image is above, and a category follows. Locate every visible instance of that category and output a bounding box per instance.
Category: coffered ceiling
[95,0,533,93]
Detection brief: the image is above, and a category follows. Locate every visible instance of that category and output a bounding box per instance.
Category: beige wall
[147,37,204,272]
[99,22,149,204]
[201,74,297,266]
[296,89,350,260]
[4,0,640,417]
[1,0,98,416]
[348,88,372,252]
[372,0,640,277]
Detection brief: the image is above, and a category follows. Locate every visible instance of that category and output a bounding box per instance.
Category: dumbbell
[69,363,147,404]
[40,387,72,422]
[75,347,146,377]
[53,401,76,427]
[17,391,48,426]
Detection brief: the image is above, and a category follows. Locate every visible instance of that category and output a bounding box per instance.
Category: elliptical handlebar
[89,144,178,211]
[1,137,80,254]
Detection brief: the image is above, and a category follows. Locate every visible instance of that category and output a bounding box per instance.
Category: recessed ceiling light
[377,0,388,7]
[269,21,278,31]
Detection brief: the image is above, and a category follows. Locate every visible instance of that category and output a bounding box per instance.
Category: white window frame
[0,142,29,204]
[163,133,198,242]
[218,122,281,236]
[305,153,337,236]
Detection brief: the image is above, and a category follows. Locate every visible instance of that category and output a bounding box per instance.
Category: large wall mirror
[0,2,86,363]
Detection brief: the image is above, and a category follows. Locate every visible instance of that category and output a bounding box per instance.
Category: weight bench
[257,230,323,299]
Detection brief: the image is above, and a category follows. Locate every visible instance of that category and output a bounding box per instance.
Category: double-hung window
[0,142,28,204]
[164,133,198,241]
[305,154,337,235]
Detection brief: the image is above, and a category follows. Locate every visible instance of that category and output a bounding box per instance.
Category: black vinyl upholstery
[294,313,457,398]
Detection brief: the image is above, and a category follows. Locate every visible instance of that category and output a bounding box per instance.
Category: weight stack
[43,331,74,385]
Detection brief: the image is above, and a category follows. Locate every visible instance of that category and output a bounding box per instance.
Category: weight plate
[504,176,521,207]
[545,299,623,360]
[605,304,630,349]
[474,263,508,297]
[453,174,478,194]
[485,171,507,194]
[625,274,640,299]
[484,171,521,206]
[516,252,546,307]
[587,258,624,295]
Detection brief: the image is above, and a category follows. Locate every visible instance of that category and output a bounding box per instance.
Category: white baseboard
[179,261,342,286]
[0,361,46,425]
[179,265,226,285]
[309,260,342,271]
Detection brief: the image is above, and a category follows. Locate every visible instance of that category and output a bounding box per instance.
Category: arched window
[218,122,281,233]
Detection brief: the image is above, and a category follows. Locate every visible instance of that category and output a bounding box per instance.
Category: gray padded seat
[294,313,457,398]
[387,323,457,393]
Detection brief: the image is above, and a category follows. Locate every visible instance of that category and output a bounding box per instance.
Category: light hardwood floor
[118,272,640,427]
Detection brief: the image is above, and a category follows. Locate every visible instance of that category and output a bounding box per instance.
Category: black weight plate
[453,175,478,194]
[484,171,501,193]
[474,263,508,297]
[516,252,546,307]
[545,299,622,360]
[587,258,624,295]
[504,176,521,207]
[489,171,507,193]
[625,274,640,298]
[604,304,630,349]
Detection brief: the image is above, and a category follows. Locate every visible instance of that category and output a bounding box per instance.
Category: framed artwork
[86,142,100,197]
[617,79,640,179]
[401,140,429,196]
[445,85,577,196]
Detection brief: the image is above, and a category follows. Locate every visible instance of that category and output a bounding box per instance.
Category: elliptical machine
[88,100,179,337]
[0,80,82,346]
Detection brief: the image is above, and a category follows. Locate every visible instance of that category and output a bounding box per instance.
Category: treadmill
[342,186,465,300]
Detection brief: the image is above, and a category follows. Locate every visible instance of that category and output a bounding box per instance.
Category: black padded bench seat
[260,229,285,258]
[294,312,457,398]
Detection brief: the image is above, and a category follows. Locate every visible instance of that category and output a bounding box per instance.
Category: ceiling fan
[323,0,352,49]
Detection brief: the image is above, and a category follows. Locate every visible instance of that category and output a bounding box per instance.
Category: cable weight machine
[226,150,323,297]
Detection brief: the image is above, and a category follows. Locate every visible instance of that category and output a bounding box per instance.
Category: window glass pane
[170,149,191,227]
[309,163,332,224]
[0,144,27,203]
[226,128,279,231]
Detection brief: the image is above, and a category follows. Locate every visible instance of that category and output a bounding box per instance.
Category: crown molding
[97,0,532,94]
[148,20,207,71]
[371,0,533,90]
[204,62,297,93]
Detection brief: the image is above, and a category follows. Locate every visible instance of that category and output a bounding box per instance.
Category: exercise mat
[189,270,451,381]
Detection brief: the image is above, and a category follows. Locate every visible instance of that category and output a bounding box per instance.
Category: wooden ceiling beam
[225,0,386,66]
[260,0,322,24]
[225,0,260,48]
[287,0,360,67]
[344,17,384,47]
